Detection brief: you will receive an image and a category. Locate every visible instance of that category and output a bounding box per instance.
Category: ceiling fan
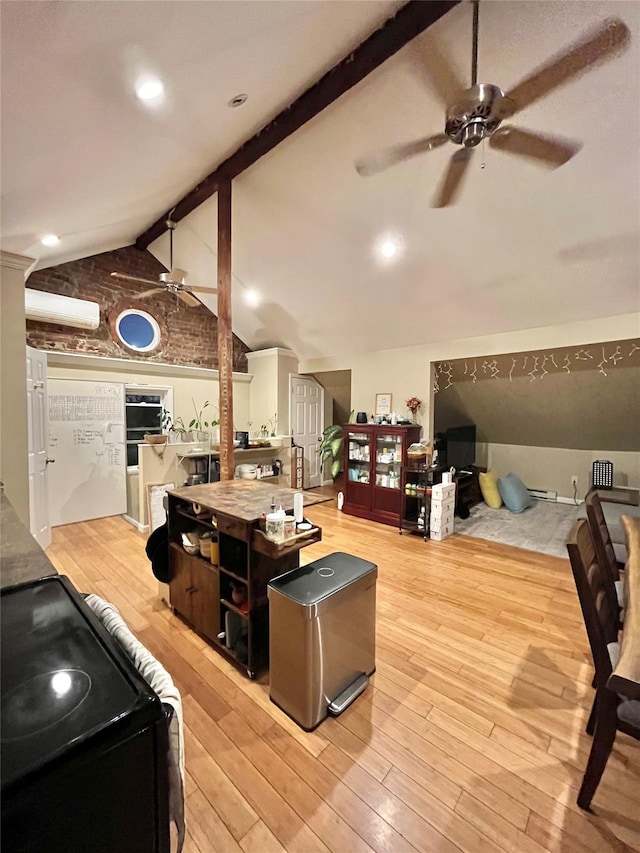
[110,219,217,306]
[355,2,630,207]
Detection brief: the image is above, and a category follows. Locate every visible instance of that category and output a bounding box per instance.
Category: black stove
[1,575,169,852]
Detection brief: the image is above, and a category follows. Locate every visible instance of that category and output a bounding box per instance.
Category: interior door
[290,375,323,488]
[47,379,127,526]
[26,346,50,549]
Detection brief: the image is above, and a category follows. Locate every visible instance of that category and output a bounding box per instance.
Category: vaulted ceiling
[2,1,638,361]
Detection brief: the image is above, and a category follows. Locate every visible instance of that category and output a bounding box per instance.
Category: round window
[115,309,161,353]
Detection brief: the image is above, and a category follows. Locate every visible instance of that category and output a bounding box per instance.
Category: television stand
[454,466,485,517]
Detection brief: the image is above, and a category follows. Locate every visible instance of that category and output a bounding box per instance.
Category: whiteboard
[48,379,127,526]
[147,483,174,532]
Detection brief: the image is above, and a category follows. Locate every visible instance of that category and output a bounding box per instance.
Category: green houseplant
[318,424,345,479]
[170,416,188,442]
[188,400,219,441]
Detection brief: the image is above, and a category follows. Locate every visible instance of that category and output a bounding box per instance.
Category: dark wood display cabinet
[166,480,323,679]
[343,424,421,526]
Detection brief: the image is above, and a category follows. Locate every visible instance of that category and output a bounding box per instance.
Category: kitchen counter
[0,493,57,589]
[167,479,329,523]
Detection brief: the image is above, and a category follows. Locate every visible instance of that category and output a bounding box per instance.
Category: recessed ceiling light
[136,78,164,102]
[244,289,261,307]
[379,239,399,259]
[41,234,60,247]
[228,93,248,108]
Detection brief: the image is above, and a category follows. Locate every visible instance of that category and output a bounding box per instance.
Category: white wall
[301,312,640,493]
[488,444,640,500]
[0,252,35,524]
[247,348,298,436]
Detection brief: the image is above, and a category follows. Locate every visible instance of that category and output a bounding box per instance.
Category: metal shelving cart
[399,462,436,540]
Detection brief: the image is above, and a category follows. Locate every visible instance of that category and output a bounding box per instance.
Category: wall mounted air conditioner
[25,289,100,330]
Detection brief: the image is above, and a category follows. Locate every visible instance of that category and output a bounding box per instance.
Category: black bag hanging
[146,521,170,583]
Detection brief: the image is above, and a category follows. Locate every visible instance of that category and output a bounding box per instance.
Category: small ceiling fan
[355,2,630,207]
[110,219,217,306]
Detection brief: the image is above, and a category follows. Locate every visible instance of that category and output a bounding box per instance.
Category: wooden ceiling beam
[135,0,459,249]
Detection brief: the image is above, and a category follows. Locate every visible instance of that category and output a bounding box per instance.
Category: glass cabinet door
[375,433,402,489]
[346,431,370,485]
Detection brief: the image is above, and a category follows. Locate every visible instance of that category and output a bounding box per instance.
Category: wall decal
[575,348,593,361]
[442,362,454,390]
[434,338,639,388]
[598,346,609,377]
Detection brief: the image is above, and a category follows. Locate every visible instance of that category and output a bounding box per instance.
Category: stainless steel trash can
[267,551,377,730]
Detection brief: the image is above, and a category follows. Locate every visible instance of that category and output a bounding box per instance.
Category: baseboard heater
[528,488,558,502]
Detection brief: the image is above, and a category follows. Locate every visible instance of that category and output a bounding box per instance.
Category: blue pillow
[498,472,533,514]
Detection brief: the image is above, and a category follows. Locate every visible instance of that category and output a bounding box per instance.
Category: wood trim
[44,350,253,382]
[135,0,459,249]
[1,250,36,274]
[217,180,234,480]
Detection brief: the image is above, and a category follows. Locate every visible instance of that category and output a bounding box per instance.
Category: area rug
[454,500,580,558]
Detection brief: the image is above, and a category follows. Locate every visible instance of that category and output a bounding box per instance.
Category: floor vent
[528,488,558,502]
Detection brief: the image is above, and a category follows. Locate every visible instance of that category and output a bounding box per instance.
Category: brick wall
[25,246,250,371]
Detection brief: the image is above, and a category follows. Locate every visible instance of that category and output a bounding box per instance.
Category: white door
[290,375,323,488]
[26,346,51,549]
[48,379,127,526]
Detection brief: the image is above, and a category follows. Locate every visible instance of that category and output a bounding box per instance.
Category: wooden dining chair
[585,490,625,617]
[566,519,639,810]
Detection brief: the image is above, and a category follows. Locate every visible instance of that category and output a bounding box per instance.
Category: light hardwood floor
[47,501,640,853]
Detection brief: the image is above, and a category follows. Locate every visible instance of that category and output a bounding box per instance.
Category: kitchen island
[166,480,325,677]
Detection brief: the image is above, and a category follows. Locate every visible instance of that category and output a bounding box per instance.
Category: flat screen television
[446,424,476,471]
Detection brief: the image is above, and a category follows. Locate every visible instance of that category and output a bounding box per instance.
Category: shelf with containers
[399,464,437,540]
[343,424,421,526]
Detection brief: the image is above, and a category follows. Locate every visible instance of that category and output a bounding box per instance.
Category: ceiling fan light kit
[355,2,630,207]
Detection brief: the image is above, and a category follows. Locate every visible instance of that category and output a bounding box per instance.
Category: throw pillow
[479,469,502,509]
[498,472,533,514]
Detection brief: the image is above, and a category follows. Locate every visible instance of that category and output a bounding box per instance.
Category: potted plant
[189,400,219,443]
[160,408,173,434]
[169,416,189,442]
[318,424,345,480]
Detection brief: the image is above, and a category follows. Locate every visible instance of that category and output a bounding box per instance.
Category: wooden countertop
[0,493,58,589]
[608,516,640,700]
[167,479,330,523]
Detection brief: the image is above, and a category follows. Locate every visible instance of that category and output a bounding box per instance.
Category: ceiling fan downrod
[471,0,479,87]
[459,0,485,148]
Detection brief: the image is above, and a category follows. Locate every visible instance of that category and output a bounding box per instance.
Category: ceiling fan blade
[110,272,158,286]
[355,134,449,177]
[187,285,219,295]
[408,37,467,108]
[134,287,164,299]
[503,18,630,117]
[432,148,473,208]
[177,290,200,307]
[489,126,581,168]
